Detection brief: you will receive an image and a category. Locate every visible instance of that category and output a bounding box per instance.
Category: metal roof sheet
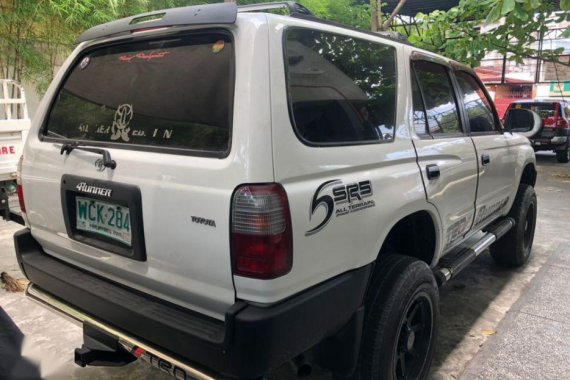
[382,0,460,16]
[382,0,560,16]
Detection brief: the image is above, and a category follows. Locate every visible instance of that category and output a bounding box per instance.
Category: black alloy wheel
[394,292,434,380]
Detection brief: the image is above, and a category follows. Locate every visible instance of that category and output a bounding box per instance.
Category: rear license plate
[76,196,132,246]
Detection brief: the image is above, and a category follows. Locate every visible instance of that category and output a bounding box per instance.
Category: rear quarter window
[284,28,397,145]
[44,32,234,157]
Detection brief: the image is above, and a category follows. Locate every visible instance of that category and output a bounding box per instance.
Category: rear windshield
[44,33,234,156]
[513,103,558,119]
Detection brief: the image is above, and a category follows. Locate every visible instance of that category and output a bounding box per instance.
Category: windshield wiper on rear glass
[60,142,117,170]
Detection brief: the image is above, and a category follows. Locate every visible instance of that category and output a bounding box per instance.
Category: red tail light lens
[16,155,25,213]
[556,118,568,128]
[231,184,292,279]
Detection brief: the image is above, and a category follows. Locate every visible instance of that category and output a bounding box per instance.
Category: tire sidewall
[556,144,570,163]
[361,258,439,380]
[511,186,537,265]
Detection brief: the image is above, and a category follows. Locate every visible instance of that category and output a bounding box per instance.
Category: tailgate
[21,23,273,320]
[0,121,29,182]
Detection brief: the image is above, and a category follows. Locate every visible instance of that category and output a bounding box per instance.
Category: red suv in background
[504,99,570,163]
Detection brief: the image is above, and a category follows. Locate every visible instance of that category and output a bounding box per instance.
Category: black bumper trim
[15,228,371,378]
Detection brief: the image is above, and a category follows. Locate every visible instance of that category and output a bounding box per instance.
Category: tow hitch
[75,323,136,367]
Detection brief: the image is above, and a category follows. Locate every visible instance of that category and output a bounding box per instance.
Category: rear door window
[412,60,463,136]
[284,28,397,145]
[455,71,498,133]
[44,33,234,156]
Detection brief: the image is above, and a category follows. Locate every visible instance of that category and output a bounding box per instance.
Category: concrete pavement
[460,243,570,380]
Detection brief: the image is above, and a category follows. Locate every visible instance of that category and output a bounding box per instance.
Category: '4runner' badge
[111,104,133,142]
[306,179,375,236]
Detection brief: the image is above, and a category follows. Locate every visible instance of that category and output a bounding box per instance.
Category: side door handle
[481,154,491,166]
[426,164,440,180]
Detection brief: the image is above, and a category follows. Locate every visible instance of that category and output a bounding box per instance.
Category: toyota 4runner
[12,2,539,380]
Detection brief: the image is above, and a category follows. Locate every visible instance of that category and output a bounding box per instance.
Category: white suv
[13,2,539,380]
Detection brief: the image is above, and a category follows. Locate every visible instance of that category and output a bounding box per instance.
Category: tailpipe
[290,355,312,378]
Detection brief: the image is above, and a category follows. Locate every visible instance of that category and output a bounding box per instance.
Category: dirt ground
[0,152,569,380]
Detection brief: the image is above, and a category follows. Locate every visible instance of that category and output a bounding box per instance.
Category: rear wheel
[556,146,569,163]
[354,255,438,380]
[490,184,537,267]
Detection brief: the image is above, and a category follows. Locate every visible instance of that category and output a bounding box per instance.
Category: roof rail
[237,2,313,16]
[76,2,238,44]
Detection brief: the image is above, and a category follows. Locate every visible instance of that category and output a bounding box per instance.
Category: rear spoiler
[76,3,238,44]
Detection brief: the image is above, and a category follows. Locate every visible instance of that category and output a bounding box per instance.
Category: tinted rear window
[284,29,397,145]
[45,33,234,155]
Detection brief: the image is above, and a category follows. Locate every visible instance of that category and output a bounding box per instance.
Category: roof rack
[237,2,313,16]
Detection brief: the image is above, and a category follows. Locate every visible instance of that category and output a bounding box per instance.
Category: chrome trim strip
[472,233,496,256]
[26,284,217,380]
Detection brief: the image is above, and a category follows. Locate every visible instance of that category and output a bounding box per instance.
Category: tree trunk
[371,0,383,32]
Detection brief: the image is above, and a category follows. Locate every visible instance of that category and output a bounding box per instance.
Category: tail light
[16,155,26,214]
[231,184,293,279]
[556,118,568,128]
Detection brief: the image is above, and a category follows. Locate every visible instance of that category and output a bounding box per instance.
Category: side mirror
[504,108,542,138]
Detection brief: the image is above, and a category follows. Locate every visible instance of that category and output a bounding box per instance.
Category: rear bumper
[531,136,568,151]
[14,228,371,379]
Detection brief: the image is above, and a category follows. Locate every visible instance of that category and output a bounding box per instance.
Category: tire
[490,184,537,267]
[354,255,439,380]
[556,146,569,163]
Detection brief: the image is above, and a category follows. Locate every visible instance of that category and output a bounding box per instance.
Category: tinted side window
[45,33,234,155]
[413,61,462,135]
[455,71,497,133]
[285,29,397,145]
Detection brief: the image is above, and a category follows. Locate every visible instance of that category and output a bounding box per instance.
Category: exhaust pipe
[290,355,312,378]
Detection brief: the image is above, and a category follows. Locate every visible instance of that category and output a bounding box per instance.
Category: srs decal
[306,179,375,236]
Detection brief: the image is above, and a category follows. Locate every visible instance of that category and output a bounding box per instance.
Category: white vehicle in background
[0,80,30,221]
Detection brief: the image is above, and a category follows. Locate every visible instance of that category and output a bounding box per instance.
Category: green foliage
[2,0,570,93]
[409,0,570,68]
[0,0,370,92]
[0,0,153,91]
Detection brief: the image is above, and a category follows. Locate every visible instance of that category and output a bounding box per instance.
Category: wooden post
[381,0,408,31]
